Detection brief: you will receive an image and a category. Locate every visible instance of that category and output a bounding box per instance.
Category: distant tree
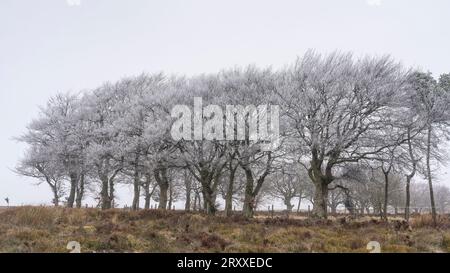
[434,184,450,214]
[267,164,308,212]
[409,72,450,225]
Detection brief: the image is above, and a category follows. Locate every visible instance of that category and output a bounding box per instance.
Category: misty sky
[1,0,450,207]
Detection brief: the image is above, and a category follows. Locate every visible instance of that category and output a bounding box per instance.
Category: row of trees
[15,51,450,223]
[266,168,450,216]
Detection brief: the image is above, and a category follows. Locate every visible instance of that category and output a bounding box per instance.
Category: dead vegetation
[1,206,450,253]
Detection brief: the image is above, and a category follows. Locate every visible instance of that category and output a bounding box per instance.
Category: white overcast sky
[1,0,450,207]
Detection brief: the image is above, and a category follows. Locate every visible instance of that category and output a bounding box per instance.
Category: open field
[1,207,450,253]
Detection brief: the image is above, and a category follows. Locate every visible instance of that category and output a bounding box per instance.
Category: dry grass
[0,206,449,253]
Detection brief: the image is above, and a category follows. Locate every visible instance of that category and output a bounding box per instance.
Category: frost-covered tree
[409,72,450,225]
[15,145,65,206]
[17,93,86,208]
[218,67,283,217]
[276,51,411,218]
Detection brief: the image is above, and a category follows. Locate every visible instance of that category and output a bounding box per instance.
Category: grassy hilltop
[1,206,450,253]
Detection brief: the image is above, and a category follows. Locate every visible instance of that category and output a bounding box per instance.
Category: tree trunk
[241,164,269,218]
[75,173,85,208]
[193,192,198,211]
[426,125,437,226]
[296,194,302,213]
[132,176,140,210]
[45,176,59,207]
[284,197,294,211]
[51,186,59,207]
[154,167,169,210]
[100,174,111,209]
[184,189,191,211]
[196,192,202,211]
[184,170,191,211]
[202,187,216,215]
[98,158,119,210]
[184,192,191,211]
[168,183,173,210]
[225,166,237,217]
[132,160,141,211]
[383,171,389,221]
[239,153,271,218]
[405,175,411,221]
[242,167,255,218]
[308,153,333,219]
[311,180,329,219]
[144,179,150,209]
[195,167,221,215]
[109,176,115,208]
[405,128,417,222]
[158,181,168,210]
[67,172,78,208]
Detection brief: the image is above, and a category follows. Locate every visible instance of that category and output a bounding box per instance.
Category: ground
[0,206,450,253]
